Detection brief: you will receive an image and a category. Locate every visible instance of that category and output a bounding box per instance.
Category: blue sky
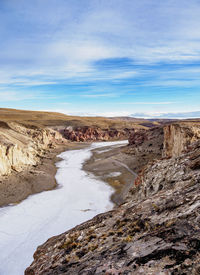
[0,0,200,118]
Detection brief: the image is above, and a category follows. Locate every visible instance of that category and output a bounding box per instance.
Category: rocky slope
[0,121,66,177]
[124,126,164,174]
[0,121,69,206]
[26,122,200,274]
[128,126,163,147]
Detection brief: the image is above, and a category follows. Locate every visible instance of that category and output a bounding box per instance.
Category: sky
[0,0,200,118]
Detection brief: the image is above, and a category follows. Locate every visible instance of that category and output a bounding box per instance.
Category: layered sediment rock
[26,123,200,274]
[163,122,200,157]
[63,126,132,142]
[0,121,66,177]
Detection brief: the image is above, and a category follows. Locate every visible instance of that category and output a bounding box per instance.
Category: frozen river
[0,140,127,275]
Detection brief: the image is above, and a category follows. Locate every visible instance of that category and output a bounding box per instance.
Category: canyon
[0,141,128,275]
[25,121,200,275]
[0,108,146,206]
[0,108,200,274]
[0,108,150,178]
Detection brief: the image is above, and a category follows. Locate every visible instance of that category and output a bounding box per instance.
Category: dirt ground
[83,144,138,205]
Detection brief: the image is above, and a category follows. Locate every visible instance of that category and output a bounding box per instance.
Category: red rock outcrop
[128,129,147,146]
[63,126,132,142]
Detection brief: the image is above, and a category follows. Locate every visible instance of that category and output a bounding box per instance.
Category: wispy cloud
[0,91,57,102]
[0,91,41,101]
[81,93,119,98]
[2,0,200,80]
[0,0,200,115]
[122,101,175,105]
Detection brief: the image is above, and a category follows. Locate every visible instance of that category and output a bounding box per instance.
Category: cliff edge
[163,122,200,158]
[0,121,65,176]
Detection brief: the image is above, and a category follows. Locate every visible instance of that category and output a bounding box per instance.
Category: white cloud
[0,91,55,102]
[2,0,200,84]
[66,111,132,117]
[0,91,37,101]
[43,109,200,119]
[1,0,200,117]
[122,101,175,105]
[81,93,119,98]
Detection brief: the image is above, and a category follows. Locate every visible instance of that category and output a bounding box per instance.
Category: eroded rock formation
[0,121,66,176]
[63,126,132,142]
[26,123,200,274]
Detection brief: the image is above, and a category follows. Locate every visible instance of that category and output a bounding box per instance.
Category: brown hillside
[0,108,150,130]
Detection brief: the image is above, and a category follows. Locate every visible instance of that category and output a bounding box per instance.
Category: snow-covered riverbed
[0,140,127,275]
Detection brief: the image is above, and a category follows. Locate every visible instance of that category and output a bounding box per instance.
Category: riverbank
[0,142,88,207]
[83,141,137,205]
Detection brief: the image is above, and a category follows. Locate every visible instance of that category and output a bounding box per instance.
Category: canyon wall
[62,126,132,142]
[128,122,200,159]
[0,121,66,177]
[163,122,200,158]
[124,127,164,173]
[128,126,164,148]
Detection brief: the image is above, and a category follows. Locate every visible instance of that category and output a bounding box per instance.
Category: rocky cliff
[128,126,164,150]
[128,122,200,160]
[124,126,164,173]
[62,126,132,142]
[0,121,66,177]
[163,122,200,158]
